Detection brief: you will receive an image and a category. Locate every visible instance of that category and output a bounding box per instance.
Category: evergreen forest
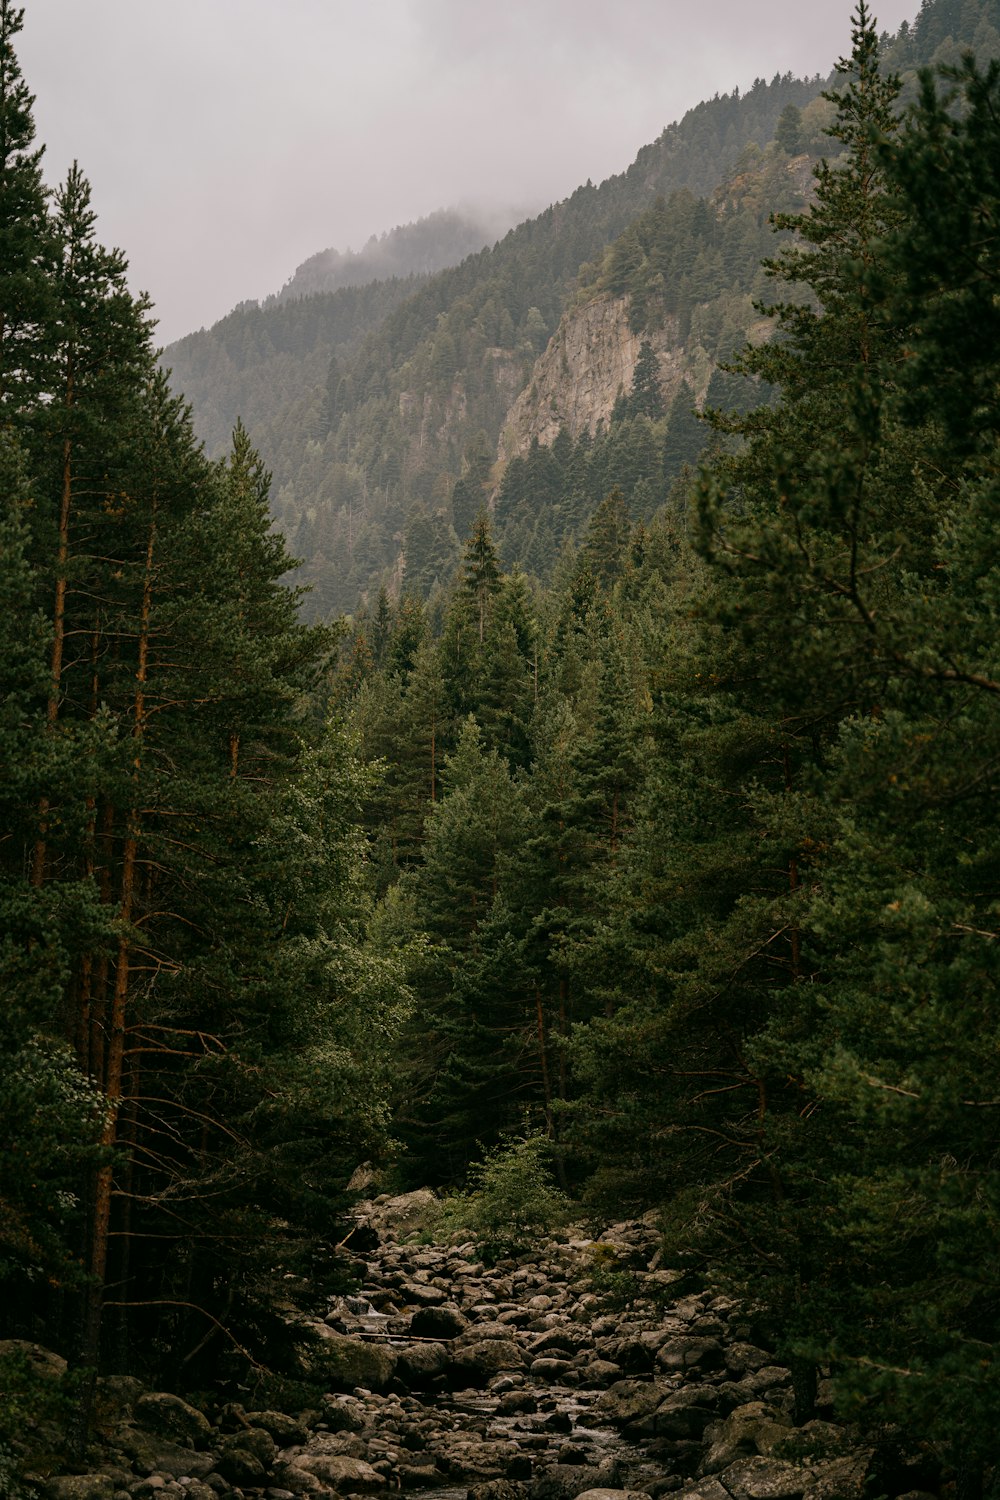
[5,0,1000,1493]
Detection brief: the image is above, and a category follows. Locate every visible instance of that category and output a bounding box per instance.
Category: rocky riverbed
[24,1191,942,1500]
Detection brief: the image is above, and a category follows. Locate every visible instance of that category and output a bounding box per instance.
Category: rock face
[31,1206,920,1500]
[498,295,689,463]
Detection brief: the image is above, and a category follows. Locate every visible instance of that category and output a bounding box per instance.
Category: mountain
[273,205,533,303]
[162,0,1000,619]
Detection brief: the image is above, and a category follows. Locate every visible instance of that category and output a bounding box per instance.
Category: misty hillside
[273,205,530,303]
[163,0,1000,619]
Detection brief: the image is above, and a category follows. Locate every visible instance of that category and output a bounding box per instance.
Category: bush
[437,1134,572,1261]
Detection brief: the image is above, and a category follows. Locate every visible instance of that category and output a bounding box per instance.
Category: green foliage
[436,1134,571,1261]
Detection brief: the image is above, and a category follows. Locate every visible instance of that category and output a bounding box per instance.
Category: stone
[318,1395,366,1432]
[117,1429,215,1479]
[133,1393,211,1447]
[698,1404,791,1474]
[306,1332,397,1392]
[215,1446,268,1486]
[449,1337,525,1383]
[529,1357,574,1380]
[43,1479,116,1500]
[0,1339,68,1381]
[497,1391,538,1415]
[500,299,688,462]
[469,1484,529,1500]
[409,1302,468,1338]
[594,1377,671,1426]
[530,1465,621,1500]
[716,1455,807,1499]
[574,1492,650,1500]
[655,1338,726,1375]
[355,1189,439,1241]
[244,1409,309,1446]
[801,1454,872,1500]
[647,1389,719,1442]
[395,1340,451,1388]
[220,1425,276,1467]
[294,1454,384,1492]
[271,1462,328,1495]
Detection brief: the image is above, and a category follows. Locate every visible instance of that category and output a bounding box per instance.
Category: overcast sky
[19,1,918,346]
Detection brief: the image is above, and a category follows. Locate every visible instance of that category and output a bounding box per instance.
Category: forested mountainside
[274,205,529,304]
[163,0,1000,620]
[7,0,1000,1493]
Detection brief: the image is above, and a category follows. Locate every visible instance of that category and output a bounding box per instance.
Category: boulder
[645,1388,719,1442]
[243,1407,308,1446]
[594,1377,672,1426]
[219,1425,276,1468]
[409,1302,468,1338]
[133,1392,211,1447]
[655,1337,726,1375]
[294,1453,385,1491]
[575,1492,650,1500]
[715,1455,808,1499]
[43,1479,116,1500]
[395,1340,451,1388]
[307,1332,397,1391]
[0,1339,67,1381]
[699,1404,791,1474]
[449,1337,525,1383]
[468,1483,529,1500]
[530,1464,621,1500]
[215,1445,268,1486]
[116,1428,215,1479]
[355,1189,439,1241]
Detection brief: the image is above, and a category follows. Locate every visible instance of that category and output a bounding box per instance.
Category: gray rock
[409,1302,468,1338]
[294,1454,384,1492]
[647,1388,719,1442]
[243,1409,308,1446]
[449,1337,525,1383]
[355,1189,439,1241]
[271,1462,329,1495]
[699,1404,791,1474]
[117,1429,215,1479]
[133,1393,211,1447]
[305,1332,397,1392]
[497,1391,538,1414]
[530,1465,621,1500]
[220,1425,276,1467]
[594,1377,671,1425]
[801,1453,872,1500]
[529,1357,574,1380]
[43,1479,116,1500]
[574,1492,650,1500]
[655,1338,726,1375]
[318,1395,366,1432]
[0,1339,68,1381]
[215,1446,268,1486]
[716,1455,807,1499]
[468,1483,529,1500]
[395,1340,451,1387]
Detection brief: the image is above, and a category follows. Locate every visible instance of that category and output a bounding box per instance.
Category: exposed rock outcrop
[498,296,689,464]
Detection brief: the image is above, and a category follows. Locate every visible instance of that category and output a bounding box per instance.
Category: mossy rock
[302,1334,397,1392]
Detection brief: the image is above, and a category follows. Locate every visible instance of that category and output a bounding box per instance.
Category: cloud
[19,0,918,343]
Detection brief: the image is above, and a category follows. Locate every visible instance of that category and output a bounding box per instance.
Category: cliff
[498,294,691,464]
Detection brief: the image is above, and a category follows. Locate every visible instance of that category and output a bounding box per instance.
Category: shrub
[438,1134,571,1261]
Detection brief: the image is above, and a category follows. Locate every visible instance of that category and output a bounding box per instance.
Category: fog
[20,0,918,345]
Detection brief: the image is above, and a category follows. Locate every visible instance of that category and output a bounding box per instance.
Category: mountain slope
[163,0,1000,619]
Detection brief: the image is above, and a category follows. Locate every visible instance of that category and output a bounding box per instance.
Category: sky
[19,0,919,347]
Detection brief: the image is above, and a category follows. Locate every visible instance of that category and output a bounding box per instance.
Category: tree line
[331,8,1000,1486]
[0,0,405,1454]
